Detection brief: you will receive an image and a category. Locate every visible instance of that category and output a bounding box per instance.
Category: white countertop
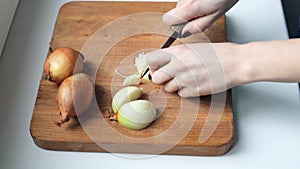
[1,0,300,169]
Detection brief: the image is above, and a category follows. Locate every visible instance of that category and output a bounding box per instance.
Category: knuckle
[160,67,174,78]
[178,90,189,98]
[164,86,173,93]
[178,90,184,97]
[195,86,202,96]
[195,86,210,96]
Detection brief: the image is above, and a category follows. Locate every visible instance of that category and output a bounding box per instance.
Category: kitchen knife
[140,23,187,78]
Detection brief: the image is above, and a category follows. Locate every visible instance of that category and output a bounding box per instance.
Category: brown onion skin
[44,47,84,84]
[56,73,94,126]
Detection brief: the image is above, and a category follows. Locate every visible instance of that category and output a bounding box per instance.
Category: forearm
[238,38,300,84]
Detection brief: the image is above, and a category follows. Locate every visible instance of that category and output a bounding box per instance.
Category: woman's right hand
[163,0,238,37]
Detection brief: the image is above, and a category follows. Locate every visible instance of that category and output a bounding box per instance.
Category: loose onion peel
[121,52,151,86]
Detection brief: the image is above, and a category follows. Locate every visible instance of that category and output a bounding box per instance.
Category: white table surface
[1,0,300,169]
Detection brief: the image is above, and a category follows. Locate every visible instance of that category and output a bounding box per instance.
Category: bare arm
[240,38,300,83]
[146,39,300,97]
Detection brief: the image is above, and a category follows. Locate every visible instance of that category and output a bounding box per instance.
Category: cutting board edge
[30,121,234,156]
[31,136,234,156]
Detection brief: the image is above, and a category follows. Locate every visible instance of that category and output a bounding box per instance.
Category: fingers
[149,67,157,76]
[163,4,202,26]
[151,62,176,84]
[163,0,223,36]
[146,49,171,70]
[181,13,217,35]
[177,88,192,98]
[164,78,181,93]
[178,87,203,98]
[146,46,185,86]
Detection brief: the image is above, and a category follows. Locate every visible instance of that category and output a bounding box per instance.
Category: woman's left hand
[146,43,243,97]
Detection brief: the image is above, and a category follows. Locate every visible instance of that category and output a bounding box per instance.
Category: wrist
[235,42,260,85]
[237,41,277,84]
[213,42,253,88]
[224,39,300,85]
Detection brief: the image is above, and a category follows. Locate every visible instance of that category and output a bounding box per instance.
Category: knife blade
[140,23,187,78]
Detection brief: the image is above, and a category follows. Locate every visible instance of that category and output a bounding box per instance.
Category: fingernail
[151,73,158,84]
[151,72,159,84]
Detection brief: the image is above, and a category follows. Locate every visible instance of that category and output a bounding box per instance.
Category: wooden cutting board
[30,1,234,156]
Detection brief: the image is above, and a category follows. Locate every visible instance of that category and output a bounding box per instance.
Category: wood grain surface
[30,1,234,156]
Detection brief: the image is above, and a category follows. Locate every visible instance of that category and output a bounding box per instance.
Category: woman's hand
[146,39,300,97]
[163,0,238,36]
[146,43,243,97]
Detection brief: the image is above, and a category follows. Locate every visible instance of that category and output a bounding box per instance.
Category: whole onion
[56,73,94,126]
[44,47,84,84]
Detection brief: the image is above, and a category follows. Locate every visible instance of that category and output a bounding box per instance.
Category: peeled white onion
[112,86,143,113]
[117,100,156,130]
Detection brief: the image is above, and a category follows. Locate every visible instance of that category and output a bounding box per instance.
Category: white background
[1,0,300,169]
